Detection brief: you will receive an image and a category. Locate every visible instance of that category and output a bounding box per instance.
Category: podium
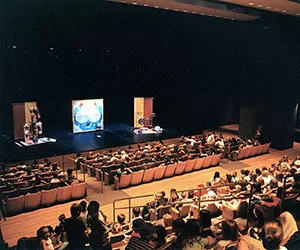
[134,97,154,128]
[12,102,37,140]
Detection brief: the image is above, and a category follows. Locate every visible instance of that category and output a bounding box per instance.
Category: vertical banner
[134,97,154,128]
[134,97,144,128]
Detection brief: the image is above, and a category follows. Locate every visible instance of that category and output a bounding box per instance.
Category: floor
[2,139,300,247]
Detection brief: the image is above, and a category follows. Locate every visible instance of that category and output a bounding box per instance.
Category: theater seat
[175,161,186,175]
[41,189,57,207]
[142,168,155,183]
[2,195,25,216]
[202,155,214,168]
[56,185,72,203]
[211,153,221,166]
[164,163,177,178]
[71,182,87,199]
[153,165,166,181]
[193,157,205,171]
[24,192,41,211]
[185,158,196,173]
[130,170,144,186]
[114,173,132,190]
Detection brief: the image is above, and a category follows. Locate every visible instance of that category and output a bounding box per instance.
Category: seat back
[119,173,133,189]
[56,185,72,203]
[180,204,191,218]
[164,163,177,178]
[41,189,57,206]
[256,144,264,155]
[71,182,87,199]
[194,157,205,171]
[250,146,259,157]
[243,146,252,158]
[262,143,271,154]
[202,155,214,168]
[130,170,144,186]
[3,195,25,216]
[185,158,196,173]
[142,168,155,183]
[157,205,171,219]
[24,192,41,211]
[153,165,166,180]
[211,154,221,166]
[175,161,186,175]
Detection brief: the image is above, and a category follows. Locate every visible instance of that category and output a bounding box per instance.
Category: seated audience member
[112,213,128,234]
[126,222,155,250]
[37,226,55,250]
[220,220,239,249]
[155,191,168,206]
[79,200,88,228]
[131,207,143,222]
[50,173,61,185]
[150,225,166,249]
[199,210,215,238]
[66,169,76,184]
[47,225,62,249]
[64,204,87,250]
[175,219,216,250]
[210,171,222,185]
[87,201,111,250]
[262,220,287,250]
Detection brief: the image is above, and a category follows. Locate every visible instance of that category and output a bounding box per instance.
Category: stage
[0,123,187,163]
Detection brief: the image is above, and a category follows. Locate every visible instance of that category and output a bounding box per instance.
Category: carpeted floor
[219,161,250,171]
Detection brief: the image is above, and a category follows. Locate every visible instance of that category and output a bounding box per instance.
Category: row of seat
[114,154,222,189]
[234,143,271,161]
[2,182,87,216]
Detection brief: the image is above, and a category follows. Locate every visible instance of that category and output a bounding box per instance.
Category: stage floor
[0,123,187,163]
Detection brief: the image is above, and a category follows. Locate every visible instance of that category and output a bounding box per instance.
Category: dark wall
[1,1,300,136]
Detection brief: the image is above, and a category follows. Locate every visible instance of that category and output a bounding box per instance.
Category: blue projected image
[72,99,104,133]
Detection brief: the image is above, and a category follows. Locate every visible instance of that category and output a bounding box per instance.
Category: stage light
[12,45,17,49]
[49,47,54,51]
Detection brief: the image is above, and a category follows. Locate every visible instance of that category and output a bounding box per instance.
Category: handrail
[113,193,156,223]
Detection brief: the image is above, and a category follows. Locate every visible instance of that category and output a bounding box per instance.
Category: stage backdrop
[72,99,104,133]
[134,97,153,128]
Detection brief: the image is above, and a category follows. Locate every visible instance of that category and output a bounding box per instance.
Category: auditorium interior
[1,0,300,249]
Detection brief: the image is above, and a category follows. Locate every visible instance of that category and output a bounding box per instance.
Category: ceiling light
[144,4,147,6]
[257,4,263,8]
[297,13,300,16]
[154,5,159,8]
[248,2,254,5]
[132,2,137,5]
[266,6,271,9]
[282,10,287,13]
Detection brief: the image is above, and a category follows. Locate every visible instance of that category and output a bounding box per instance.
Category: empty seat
[114,173,132,190]
[3,195,25,216]
[175,161,186,175]
[193,157,205,171]
[56,185,72,203]
[153,165,166,181]
[202,155,214,169]
[24,192,41,211]
[130,170,144,186]
[71,182,87,199]
[41,189,57,207]
[164,163,177,178]
[185,158,196,173]
[211,153,221,166]
[142,168,155,183]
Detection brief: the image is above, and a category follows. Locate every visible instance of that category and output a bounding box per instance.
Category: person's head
[181,219,201,245]
[188,190,194,199]
[87,201,100,218]
[58,214,66,224]
[221,220,238,241]
[132,218,145,233]
[152,225,166,247]
[213,171,220,180]
[52,172,58,179]
[117,213,126,224]
[256,168,262,176]
[140,222,155,242]
[37,226,50,240]
[132,206,141,218]
[262,221,284,250]
[54,225,64,236]
[163,214,173,227]
[70,204,81,218]
[67,168,73,176]
[79,200,87,213]
[199,210,212,228]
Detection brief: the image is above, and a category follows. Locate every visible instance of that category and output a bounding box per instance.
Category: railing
[80,162,104,193]
[112,194,157,223]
